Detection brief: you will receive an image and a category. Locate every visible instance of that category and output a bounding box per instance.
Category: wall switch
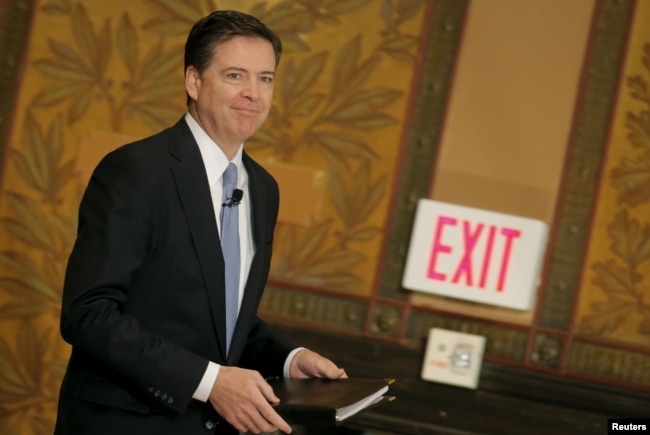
[421,328,486,389]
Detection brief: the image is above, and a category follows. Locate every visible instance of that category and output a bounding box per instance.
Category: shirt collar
[184,113,243,187]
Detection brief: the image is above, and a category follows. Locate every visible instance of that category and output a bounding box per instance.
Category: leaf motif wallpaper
[0,0,426,433]
[2,0,650,433]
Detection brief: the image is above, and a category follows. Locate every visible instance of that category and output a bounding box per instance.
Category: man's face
[186,36,276,150]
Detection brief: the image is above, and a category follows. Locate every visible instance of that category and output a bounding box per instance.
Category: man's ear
[185,66,200,101]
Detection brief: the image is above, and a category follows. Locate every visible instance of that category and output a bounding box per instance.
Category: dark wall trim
[538,0,636,331]
[377,0,469,301]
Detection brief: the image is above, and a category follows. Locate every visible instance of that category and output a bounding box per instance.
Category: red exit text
[427,216,522,292]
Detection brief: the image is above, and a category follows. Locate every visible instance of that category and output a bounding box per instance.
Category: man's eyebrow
[221,66,275,76]
[221,66,246,74]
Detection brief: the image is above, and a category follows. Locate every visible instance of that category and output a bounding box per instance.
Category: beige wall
[434,0,594,221]
[416,0,596,325]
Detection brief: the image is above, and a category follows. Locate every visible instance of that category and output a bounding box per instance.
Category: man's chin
[237,123,265,141]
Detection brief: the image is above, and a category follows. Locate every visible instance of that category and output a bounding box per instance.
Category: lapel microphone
[223,189,243,207]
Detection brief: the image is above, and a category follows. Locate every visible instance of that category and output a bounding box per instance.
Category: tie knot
[223,162,237,188]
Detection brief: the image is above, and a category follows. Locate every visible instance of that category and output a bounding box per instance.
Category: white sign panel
[402,199,548,310]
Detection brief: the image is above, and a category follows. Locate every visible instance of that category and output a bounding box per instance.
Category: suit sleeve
[60,148,206,414]
[238,317,296,378]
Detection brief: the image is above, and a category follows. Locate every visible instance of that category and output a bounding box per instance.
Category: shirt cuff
[192,361,221,402]
[284,347,307,378]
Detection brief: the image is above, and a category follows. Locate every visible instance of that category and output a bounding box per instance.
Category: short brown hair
[184,10,282,75]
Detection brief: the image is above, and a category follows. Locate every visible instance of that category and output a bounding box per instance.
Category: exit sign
[402,199,548,311]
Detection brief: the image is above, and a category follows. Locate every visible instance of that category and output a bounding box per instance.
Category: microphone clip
[222,189,244,208]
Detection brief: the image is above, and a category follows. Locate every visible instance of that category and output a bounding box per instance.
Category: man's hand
[208,366,292,434]
[289,349,347,379]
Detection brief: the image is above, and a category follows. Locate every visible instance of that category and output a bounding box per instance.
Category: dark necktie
[220,163,240,353]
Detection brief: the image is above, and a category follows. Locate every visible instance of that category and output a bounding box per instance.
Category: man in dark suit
[55,10,345,435]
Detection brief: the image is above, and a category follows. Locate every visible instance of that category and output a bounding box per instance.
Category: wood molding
[377,0,469,302]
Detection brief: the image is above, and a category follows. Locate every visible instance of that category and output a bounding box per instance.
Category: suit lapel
[168,120,229,360]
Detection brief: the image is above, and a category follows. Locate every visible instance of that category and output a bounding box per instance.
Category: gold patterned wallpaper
[0,0,426,433]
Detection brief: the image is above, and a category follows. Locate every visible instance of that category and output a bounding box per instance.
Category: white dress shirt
[184,114,302,402]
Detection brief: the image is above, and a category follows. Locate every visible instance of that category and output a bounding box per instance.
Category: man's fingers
[259,378,280,404]
[290,349,347,380]
[209,367,293,433]
[239,408,279,434]
[257,379,291,433]
[258,402,292,434]
[234,396,290,434]
[221,398,281,434]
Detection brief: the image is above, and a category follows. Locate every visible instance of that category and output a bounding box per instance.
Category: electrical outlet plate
[421,328,486,389]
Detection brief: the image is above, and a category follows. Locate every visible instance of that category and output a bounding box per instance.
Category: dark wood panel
[271,322,650,434]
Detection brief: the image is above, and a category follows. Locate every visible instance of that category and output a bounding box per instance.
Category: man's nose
[242,78,260,100]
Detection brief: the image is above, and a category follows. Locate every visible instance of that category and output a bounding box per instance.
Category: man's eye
[261,76,273,83]
[227,73,241,79]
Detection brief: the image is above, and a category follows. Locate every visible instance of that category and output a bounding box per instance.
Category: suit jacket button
[154,390,161,397]
[167,397,174,404]
[147,386,154,393]
[161,393,168,400]
[204,420,216,430]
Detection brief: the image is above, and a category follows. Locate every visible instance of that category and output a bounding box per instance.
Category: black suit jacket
[55,118,295,434]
